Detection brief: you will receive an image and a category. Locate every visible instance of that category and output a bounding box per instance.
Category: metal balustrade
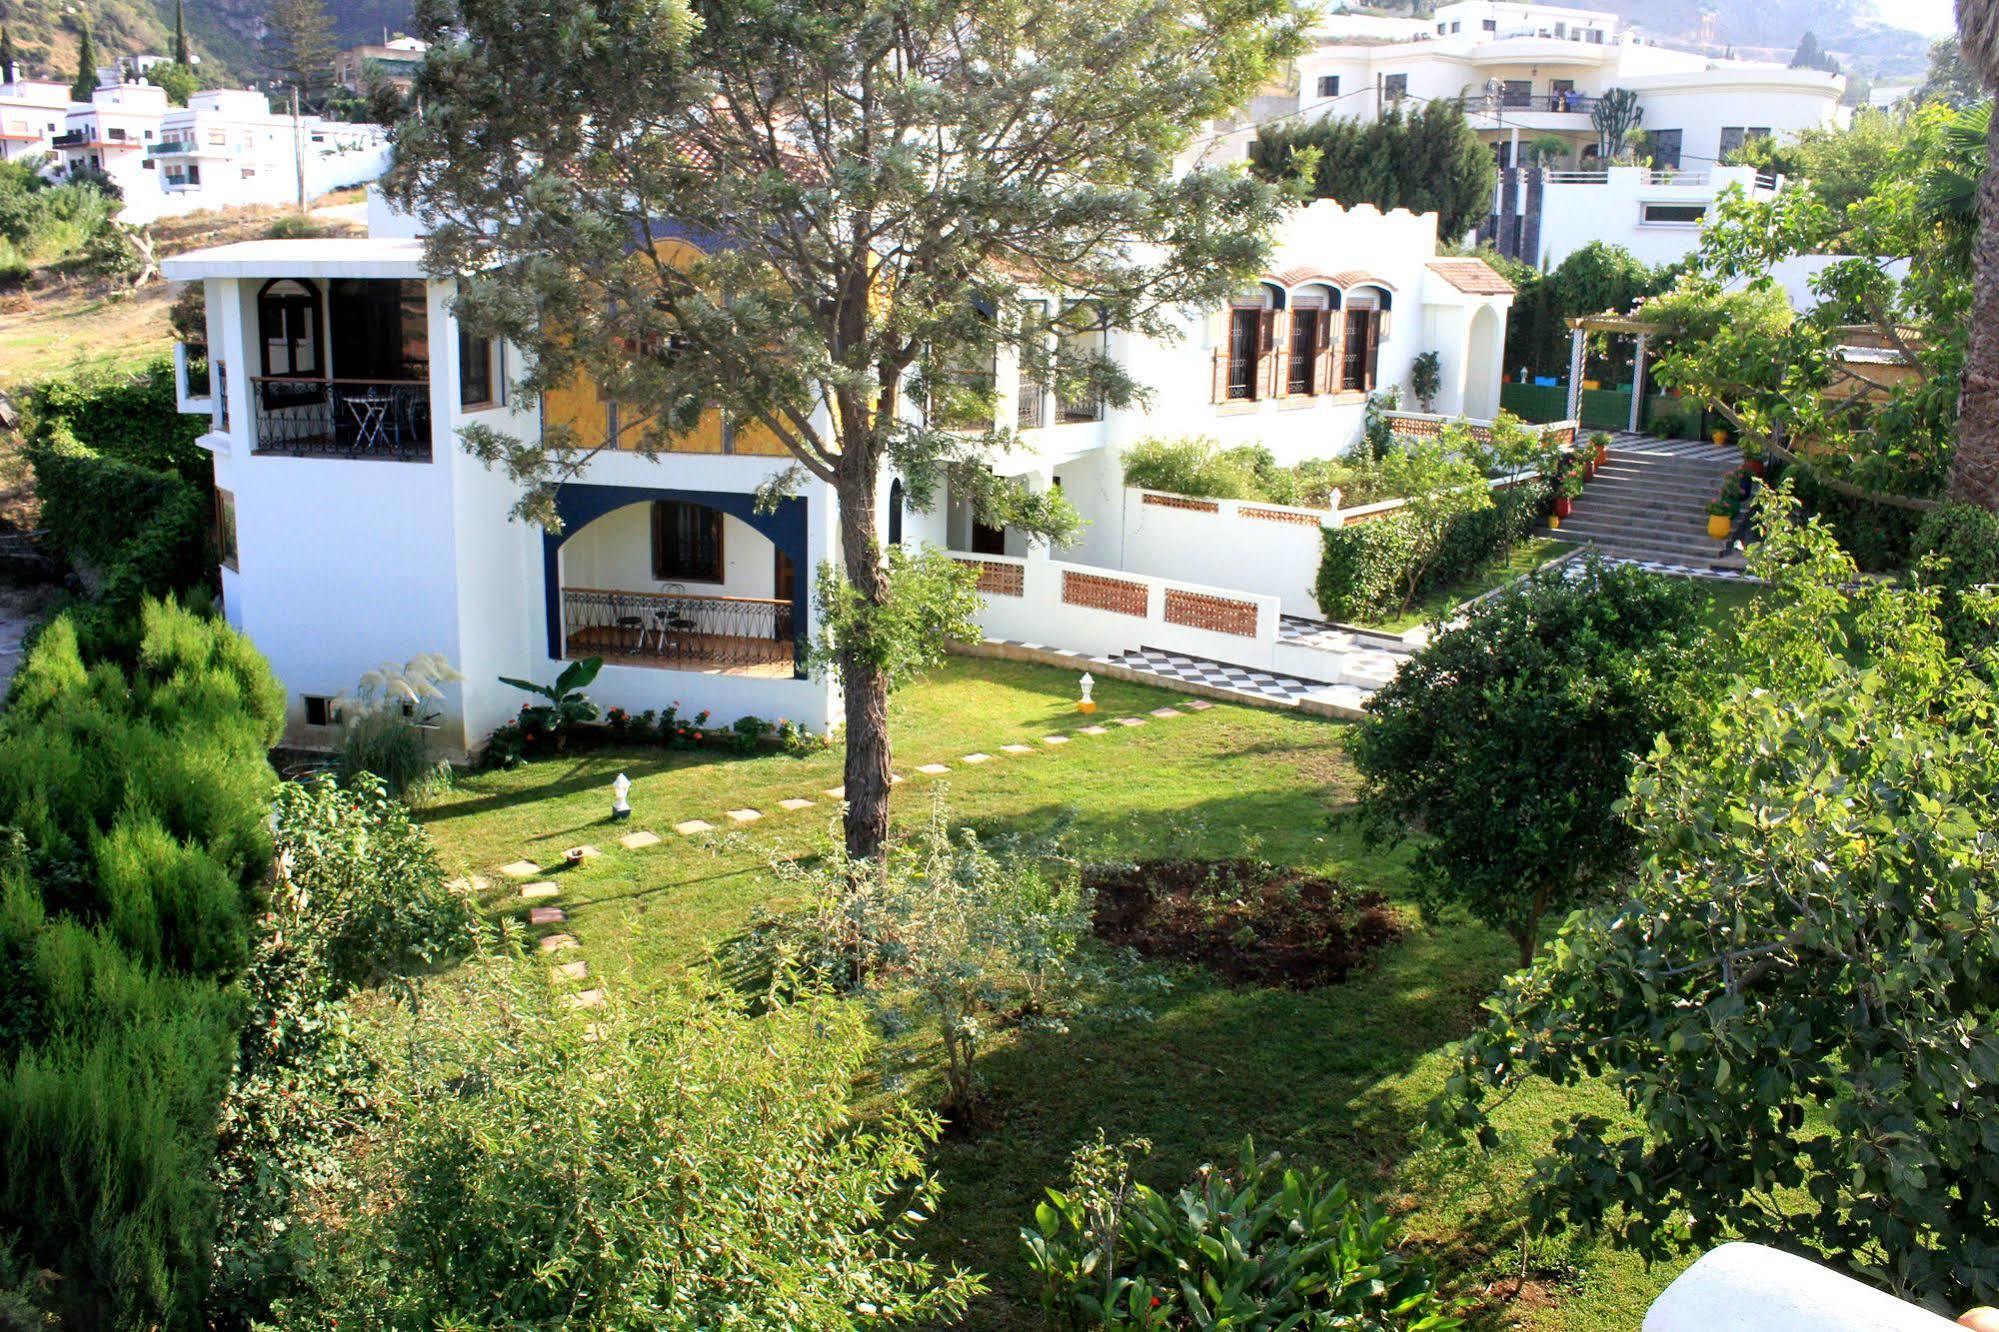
[249,378,432,460]
[1017,377,1048,429]
[561,586,795,675]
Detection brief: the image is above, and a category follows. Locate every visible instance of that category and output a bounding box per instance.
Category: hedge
[25,421,208,610]
[1316,482,1548,623]
[21,359,209,485]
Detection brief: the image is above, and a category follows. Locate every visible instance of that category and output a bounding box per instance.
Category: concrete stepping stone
[618,830,662,850]
[674,819,715,835]
[1115,717,1146,727]
[725,807,763,824]
[1078,725,1109,735]
[1043,734,1070,745]
[563,989,606,1010]
[538,932,579,952]
[778,797,815,811]
[445,874,490,894]
[499,860,541,878]
[551,959,589,982]
[1001,744,1035,755]
[822,786,846,799]
[962,753,992,764]
[520,882,560,900]
[916,763,951,775]
[528,905,566,926]
[560,844,603,863]
[1150,707,1184,718]
[1183,699,1213,711]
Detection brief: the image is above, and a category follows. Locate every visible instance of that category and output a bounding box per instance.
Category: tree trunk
[836,467,893,864]
[1953,92,1999,511]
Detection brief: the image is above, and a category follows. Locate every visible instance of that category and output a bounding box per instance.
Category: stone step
[1564,532,1731,562]
[1569,496,1721,524]
[1582,476,1731,501]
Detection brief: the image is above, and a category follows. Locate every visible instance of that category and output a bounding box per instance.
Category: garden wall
[1118,489,1333,618]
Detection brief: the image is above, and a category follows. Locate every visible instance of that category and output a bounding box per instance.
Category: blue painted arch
[542,483,810,678]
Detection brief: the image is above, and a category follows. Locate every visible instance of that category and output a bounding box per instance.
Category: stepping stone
[528,905,566,926]
[778,798,815,811]
[618,830,662,850]
[1115,717,1146,727]
[962,753,992,765]
[1150,707,1184,718]
[445,874,489,894]
[916,763,950,775]
[1078,725,1110,735]
[563,989,606,1010]
[1043,734,1070,745]
[1183,699,1214,711]
[725,807,763,824]
[1001,744,1035,755]
[551,959,589,982]
[674,819,715,835]
[499,860,540,879]
[538,932,579,953]
[822,786,846,799]
[520,882,560,900]
[561,844,602,861]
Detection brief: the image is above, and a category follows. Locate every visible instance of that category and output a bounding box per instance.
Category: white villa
[160,192,1516,752]
[1216,0,1848,268]
[43,78,390,223]
[0,75,73,163]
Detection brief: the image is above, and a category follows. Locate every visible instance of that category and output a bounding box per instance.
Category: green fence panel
[1499,382,1568,423]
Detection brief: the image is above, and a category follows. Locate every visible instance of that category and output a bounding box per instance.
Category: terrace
[249,275,433,460]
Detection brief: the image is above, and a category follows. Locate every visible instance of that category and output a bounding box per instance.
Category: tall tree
[263,0,336,107]
[172,0,189,67]
[1920,36,1984,109]
[389,0,1303,862]
[1,25,17,83]
[1248,100,1494,238]
[70,11,96,102]
[1953,0,1999,509]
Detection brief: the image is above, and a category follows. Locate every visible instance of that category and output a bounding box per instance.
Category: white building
[55,80,391,223]
[160,197,1513,750]
[1214,1,1847,268]
[0,76,75,163]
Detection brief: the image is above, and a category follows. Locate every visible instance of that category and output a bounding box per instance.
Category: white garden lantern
[611,772,632,822]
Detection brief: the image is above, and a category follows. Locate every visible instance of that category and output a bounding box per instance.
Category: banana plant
[499,657,604,742]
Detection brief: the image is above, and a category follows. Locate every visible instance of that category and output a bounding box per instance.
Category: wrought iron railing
[49,130,87,149]
[561,587,795,674]
[1017,377,1047,429]
[1057,388,1103,423]
[147,139,197,156]
[249,377,432,460]
[1458,91,1599,114]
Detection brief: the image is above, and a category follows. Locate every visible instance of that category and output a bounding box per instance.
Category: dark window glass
[1646,128,1683,170]
[888,478,905,545]
[651,501,725,582]
[1316,75,1339,98]
[458,326,494,406]
[1342,309,1375,391]
[1227,307,1260,400]
[329,278,429,381]
[1642,202,1708,225]
[1383,73,1408,100]
[1287,309,1319,395]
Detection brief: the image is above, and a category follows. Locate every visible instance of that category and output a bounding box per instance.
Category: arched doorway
[1463,304,1502,420]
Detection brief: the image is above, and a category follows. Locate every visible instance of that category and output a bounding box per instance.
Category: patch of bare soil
[1086,859,1401,989]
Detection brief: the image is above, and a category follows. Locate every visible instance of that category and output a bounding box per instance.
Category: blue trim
[543,483,810,678]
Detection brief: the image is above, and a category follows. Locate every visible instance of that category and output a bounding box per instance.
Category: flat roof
[161,237,430,281]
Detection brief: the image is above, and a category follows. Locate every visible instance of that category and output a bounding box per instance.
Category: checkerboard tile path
[1104,647,1328,705]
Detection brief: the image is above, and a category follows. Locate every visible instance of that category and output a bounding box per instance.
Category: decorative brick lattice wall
[1062,570,1149,617]
[1142,493,1221,514]
[955,558,1025,597]
[1163,588,1259,638]
[1240,505,1321,527]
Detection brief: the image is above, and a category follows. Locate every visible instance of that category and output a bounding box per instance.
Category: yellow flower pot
[1707,513,1732,539]
[1710,428,1729,446]
[1547,515,1561,530]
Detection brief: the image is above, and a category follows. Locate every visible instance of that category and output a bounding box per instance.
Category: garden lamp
[612,772,632,822]
[1077,673,1096,714]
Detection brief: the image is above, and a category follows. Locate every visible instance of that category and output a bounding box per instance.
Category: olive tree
[388,0,1304,861]
[1436,497,1999,1309]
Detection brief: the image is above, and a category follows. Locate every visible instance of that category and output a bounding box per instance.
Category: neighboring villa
[159,193,1514,752]
[54,80,391,223]
[334,36,429,95]
[0,74,73,163]
[1215,0,1846,268]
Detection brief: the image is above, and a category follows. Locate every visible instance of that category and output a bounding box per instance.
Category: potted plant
[1590,431,1611,466]
[1707,499,1736,540]
[1554,469,1584,518]
[1710,425,1730,447]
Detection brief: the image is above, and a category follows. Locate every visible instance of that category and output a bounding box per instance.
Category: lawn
[417,655,1680,1329]
[1361,537,1577,635]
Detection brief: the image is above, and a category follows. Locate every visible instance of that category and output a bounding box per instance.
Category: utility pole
[291,86,306,214]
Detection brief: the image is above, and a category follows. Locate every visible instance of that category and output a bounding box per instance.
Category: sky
[1879,0,1957,37]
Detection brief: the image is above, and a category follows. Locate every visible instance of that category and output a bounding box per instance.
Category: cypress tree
[1,26,17,84]
[173,0,189,68]
[71,13,97,102]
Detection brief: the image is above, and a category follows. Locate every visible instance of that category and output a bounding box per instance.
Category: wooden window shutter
[1211,345,1228,403]
[1258,309,1278,399]
[1314,313,1336,396]
[1366,313,1382,390]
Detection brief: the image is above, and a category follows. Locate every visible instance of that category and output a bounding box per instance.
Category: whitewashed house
[0,74,74,163]
[160,189,1513,749]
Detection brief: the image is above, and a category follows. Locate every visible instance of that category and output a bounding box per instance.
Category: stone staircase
[1559,437,1745,569]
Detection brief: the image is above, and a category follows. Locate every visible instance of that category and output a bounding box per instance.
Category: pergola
[1565,312,1665,433]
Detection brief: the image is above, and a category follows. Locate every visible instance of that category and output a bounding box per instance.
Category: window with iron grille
[651,501,725,582]
[1227,307,1260,400]
[1287,309,1319,395]
[1316,75,1339,98]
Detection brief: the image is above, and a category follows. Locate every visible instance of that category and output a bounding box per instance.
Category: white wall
[558,502,780,599]
[1535,166,1776,269]
[1118,490,1330,618]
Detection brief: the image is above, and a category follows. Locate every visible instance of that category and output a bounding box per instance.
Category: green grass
[417,655,1676,1329]
[1361,537,1578,634]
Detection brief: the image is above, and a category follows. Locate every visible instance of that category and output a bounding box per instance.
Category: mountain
[0,0,414,91]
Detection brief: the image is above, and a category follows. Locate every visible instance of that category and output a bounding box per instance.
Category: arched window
[1340,286,1391,392]
[1221,283,1282,402]
[1286,284,1337,396]
[257,279,321,380]
[887,478,905,546]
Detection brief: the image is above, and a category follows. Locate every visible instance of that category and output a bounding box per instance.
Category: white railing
[949,551,1284,671]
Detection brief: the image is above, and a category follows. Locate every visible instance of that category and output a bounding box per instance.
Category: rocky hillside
[3,0,414,91]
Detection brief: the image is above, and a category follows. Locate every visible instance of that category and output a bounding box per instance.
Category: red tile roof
[1425,258,1516,296]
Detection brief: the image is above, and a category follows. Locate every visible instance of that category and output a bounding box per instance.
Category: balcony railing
[1057,389,1104,423]
[1017,377,1047,430]
[249,377,432,460]
[561,587,795,676]
[49,130,87,149]
[147,139,197,156]
[1459,91,1600,115]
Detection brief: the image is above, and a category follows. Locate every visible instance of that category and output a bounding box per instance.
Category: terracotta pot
[1554,495,1574,519]
[1744,458,1766,477]
[1711,428,1729,446]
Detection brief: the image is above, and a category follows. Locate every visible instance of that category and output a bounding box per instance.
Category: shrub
[1911,501,1999,669]
[22,359,209,484]
[273,954,983,1327]
[1023,1135,1459,1331]
[1347,557,1706,966]
[1121,435,1352,509]
[25,422,209,609]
